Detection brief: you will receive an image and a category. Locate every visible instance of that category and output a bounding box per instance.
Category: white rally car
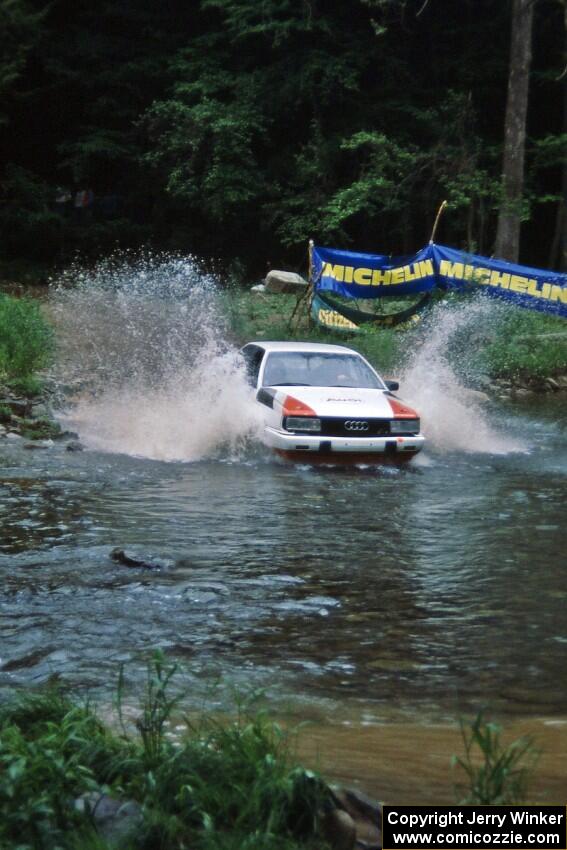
[240,341,424,464]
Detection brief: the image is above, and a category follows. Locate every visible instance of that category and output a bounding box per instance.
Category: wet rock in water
[466,388,491,404]
[66,440,84,452]
[24,439,54,450]
[0,398,32,418]
[545,377,560,391]
[182,589,219,605]
[75,792,143,847]
[475,375,494,391]
[6,431,22,440]
[58,430,80,440]
[320,807,357,850]
[31,402,52,418]
[512,387,534,399]
[330,787,382,850]
[110,547,168,570]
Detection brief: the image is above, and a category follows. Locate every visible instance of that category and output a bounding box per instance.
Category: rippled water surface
[1,396,566,721]
[2,259,566,730]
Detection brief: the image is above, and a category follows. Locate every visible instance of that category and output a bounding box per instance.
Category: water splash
[400,297,526,455]
[49,253,262,461]
[48,254,526,462]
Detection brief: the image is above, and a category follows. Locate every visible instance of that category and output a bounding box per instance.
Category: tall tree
[559,1,567,269]
[495,0,534,262]
[0,0,44,126]
[548,0,567,270]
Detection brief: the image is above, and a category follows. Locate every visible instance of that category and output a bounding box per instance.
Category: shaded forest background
[1,0,566,277]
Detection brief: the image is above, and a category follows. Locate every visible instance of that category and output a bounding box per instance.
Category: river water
[2,394,565,717]
[1,258,566,797]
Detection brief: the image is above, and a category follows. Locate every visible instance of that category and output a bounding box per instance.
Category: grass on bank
[0,293,54,390]
[0,654,329,850]
[475,308,567,381]
[452,712,539,805]
[0,653,541,850]
[223,289,402,376]
[223,288,567,383]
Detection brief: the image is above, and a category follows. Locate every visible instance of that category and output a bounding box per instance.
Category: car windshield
[262,352,385,389]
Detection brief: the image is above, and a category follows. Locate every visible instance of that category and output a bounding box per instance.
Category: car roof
[244,341,358,355]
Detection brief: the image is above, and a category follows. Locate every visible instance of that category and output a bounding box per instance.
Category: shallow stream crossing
[1,258,566,800]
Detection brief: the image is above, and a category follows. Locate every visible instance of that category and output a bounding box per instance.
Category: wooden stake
[288,239,315,330]
[429,200,448,244]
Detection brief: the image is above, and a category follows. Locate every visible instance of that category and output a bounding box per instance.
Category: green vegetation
[478,310,567,382]
[0,656,546,847]
[0,692,123,849]
[225,289,567,383]
[0,293,54,382]
[4,373,46,397]
[0,654,329,850]
[18,416,62,440]
[0,1,565,271]
[224,289,405,377]
[452,712,538,806]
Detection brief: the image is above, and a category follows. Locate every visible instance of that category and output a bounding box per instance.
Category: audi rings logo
[344,420,369,431]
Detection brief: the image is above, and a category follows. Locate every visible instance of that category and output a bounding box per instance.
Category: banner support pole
[429,200,447,244]
[307,239,315,326]
[288,239,314,330]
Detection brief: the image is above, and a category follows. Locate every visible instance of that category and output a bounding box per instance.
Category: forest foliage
[0,0,566,275]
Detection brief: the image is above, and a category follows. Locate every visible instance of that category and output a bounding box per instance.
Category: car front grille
[318,417,392,437]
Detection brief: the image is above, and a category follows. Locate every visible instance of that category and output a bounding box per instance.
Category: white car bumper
[264,426,425,456]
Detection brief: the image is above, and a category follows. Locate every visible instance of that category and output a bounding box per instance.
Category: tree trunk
[495,0,534,263]
[560,1,567,270]
[547,1,567,271]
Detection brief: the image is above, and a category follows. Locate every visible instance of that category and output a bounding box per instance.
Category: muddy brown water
[1,390,566,800]
[296,717,567,804]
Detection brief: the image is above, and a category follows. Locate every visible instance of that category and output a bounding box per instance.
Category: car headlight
[284,416,322,433]
[390,418,420,434]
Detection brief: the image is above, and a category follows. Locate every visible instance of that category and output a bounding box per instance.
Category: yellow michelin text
[438,260,567,304]
[322,260,434,287]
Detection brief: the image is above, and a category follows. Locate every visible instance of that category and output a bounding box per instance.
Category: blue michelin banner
[312,243,567,318]
[312,244,437,298]
[432,244,567,318]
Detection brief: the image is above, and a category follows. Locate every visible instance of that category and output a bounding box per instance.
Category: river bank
[2,655,556,850]
[225,289,567,394]
[0,383,68,442]
[0,674,335,850]
[2,271,567,394]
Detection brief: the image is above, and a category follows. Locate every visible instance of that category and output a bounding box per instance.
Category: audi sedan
[240,341,425,464]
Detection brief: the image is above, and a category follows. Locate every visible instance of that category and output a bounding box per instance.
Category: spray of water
[49,253,524,463]
[400,297,525,454]
[49,253,262,461]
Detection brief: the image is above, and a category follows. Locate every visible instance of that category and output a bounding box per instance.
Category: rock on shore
[0,386,73,444]
[490,373,567,400]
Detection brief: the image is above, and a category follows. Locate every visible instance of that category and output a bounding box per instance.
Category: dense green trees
[0,0,565,274]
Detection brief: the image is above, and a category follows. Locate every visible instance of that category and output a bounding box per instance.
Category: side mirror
[385,380,399,391]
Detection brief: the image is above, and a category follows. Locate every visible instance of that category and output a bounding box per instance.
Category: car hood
[273,386,410,418]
